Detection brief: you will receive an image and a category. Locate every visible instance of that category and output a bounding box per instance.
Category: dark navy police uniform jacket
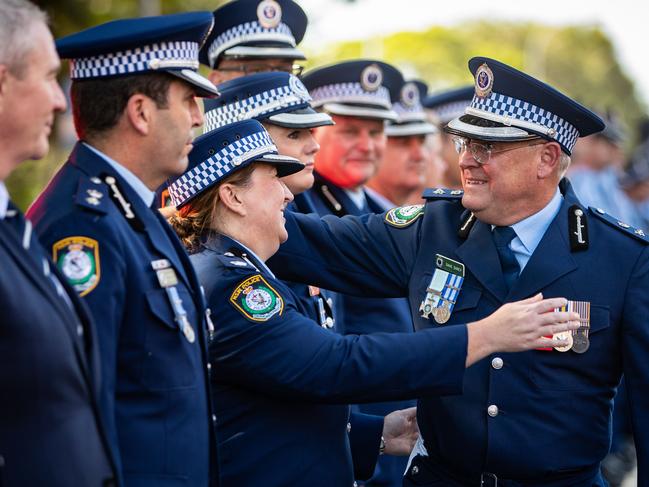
[191,233,468,487]
[0,204,116,486]
[269,179,649,486]
[308,172,416,487]
[27,143,216,487]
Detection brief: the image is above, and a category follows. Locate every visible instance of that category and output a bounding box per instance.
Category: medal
[553,330,573,352]
[552,300,590,353]
[153,259,196,344]
[419,254,465,324]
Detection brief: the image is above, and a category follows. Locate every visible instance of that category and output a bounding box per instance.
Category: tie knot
[493,226,517,247]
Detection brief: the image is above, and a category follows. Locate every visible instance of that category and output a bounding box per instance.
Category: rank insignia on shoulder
[52,236,100,296]
[230,274,284,322]
[385,204,424,228]
[75,177,109,213]
[589,207,649,244]
[422,188,463,200]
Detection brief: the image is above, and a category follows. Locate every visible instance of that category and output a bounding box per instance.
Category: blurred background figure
[202,0,307,84]
[621,118,649,229]
[567,113,644,228]
[367,80,436,207]
[422,85,474,190]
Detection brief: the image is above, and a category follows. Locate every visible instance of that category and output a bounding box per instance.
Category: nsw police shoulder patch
[52,236,100,296]
[230,274,284,322]
[385,204,424,228]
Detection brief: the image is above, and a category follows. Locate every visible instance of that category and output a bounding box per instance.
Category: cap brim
[267,107,334,128]
[168,69,219,98]
[445,114,539,143]
[223,45,306,61]
[386,122,437,137]
[256,153,305,177]
[322,102,397,122]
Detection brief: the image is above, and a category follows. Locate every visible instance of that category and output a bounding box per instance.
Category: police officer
[0,1,115,484]
[422,85,474,190]
[201,0,307,84]
[268,56,649,486]
[167,118,577,487]
[197,71,419,480]
[27,13,220,487]
[367,79,437,207]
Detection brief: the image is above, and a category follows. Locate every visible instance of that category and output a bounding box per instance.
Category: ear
[124,93,154,136]
[537,141,562,179]
[218,182,247,217]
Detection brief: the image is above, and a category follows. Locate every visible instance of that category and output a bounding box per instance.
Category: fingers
[538,310,580,325]
[536,335,571,349]
[539,320,581,335]
[515,292,544,305]
[531,297,568,313]
[402,407,417,420]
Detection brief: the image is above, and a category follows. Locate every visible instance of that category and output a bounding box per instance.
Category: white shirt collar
[0,182,9,220]
[83,142,155,207]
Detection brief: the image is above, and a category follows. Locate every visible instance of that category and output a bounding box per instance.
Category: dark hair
[70,72,173,141]
[168,163,256,253]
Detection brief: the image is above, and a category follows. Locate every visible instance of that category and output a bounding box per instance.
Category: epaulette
[216,251,256,270]
[589,207,649,244]
[422,188,464,200]
[74,176,110,213]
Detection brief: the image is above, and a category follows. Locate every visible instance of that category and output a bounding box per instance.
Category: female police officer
[167,119,577,487]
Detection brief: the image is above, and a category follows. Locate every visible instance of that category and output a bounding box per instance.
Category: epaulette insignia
[422,188,463,200]
[385,204,424,228]
[75,177,109,213]
[229,274,284,322]
[589,207,649,244]
[52,236,100,296]
[216,252,255,270]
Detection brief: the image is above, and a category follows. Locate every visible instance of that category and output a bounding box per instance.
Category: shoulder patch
[229,274,284,322]
[385,204,424,228]
[52,236,101,296]
[75,177,109,213]
[589,207,649,244]
[422,188,464,200]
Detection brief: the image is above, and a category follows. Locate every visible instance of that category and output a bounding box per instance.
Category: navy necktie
[492,226,520,292]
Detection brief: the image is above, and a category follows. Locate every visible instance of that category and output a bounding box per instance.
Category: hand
[466,293,580,366]
[382,407,418,456]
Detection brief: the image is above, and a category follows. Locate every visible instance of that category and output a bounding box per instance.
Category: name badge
[420,254,465,324]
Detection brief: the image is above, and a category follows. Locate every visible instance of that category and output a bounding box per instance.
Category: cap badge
[401,82,419,107]
[289,74,309,99]
[475,63,494,98]
[361,64,383,92]
[257,0,282,28]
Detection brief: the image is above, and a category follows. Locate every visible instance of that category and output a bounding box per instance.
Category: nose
[190,97,204,128]
[410,138,425,161]
[281,180,294,203]
[458,147,480,169]
[53,81,67,113]
[356,130,372,153]
[306,133,320,156]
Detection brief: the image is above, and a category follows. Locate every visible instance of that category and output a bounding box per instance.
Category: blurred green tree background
[9,1,645,209]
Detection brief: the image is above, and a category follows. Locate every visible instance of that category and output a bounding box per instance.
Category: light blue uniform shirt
[0,182,8,220]
[83,142,155,207]
[507,188,563,273]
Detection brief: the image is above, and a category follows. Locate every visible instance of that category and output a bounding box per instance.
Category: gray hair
[0,0,48,78]
[558,151,571,178]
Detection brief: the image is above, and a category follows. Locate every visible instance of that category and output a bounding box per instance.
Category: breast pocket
[530,304,611,391]
[142,287,198,390]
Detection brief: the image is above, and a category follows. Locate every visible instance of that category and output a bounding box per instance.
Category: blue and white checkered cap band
[309,82,392,110]
[208,21,295,65]
[469,91,581,152]
[169,131,277,207]
[70,41,199,79]
[431,101,471,123]
[392,101,427,123]
[204,85,311,132]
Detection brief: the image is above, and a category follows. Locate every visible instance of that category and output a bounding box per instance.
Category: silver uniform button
[77,324,84,337]
[487,405,499,417]
[411,465,419,475]
[347,422,352,433]
[207,363,212,372]
[491,357,503,370]
[212,414,217,424]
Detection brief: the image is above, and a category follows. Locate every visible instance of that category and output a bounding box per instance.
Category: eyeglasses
[452,136,545,165]
[217,63,304,76]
